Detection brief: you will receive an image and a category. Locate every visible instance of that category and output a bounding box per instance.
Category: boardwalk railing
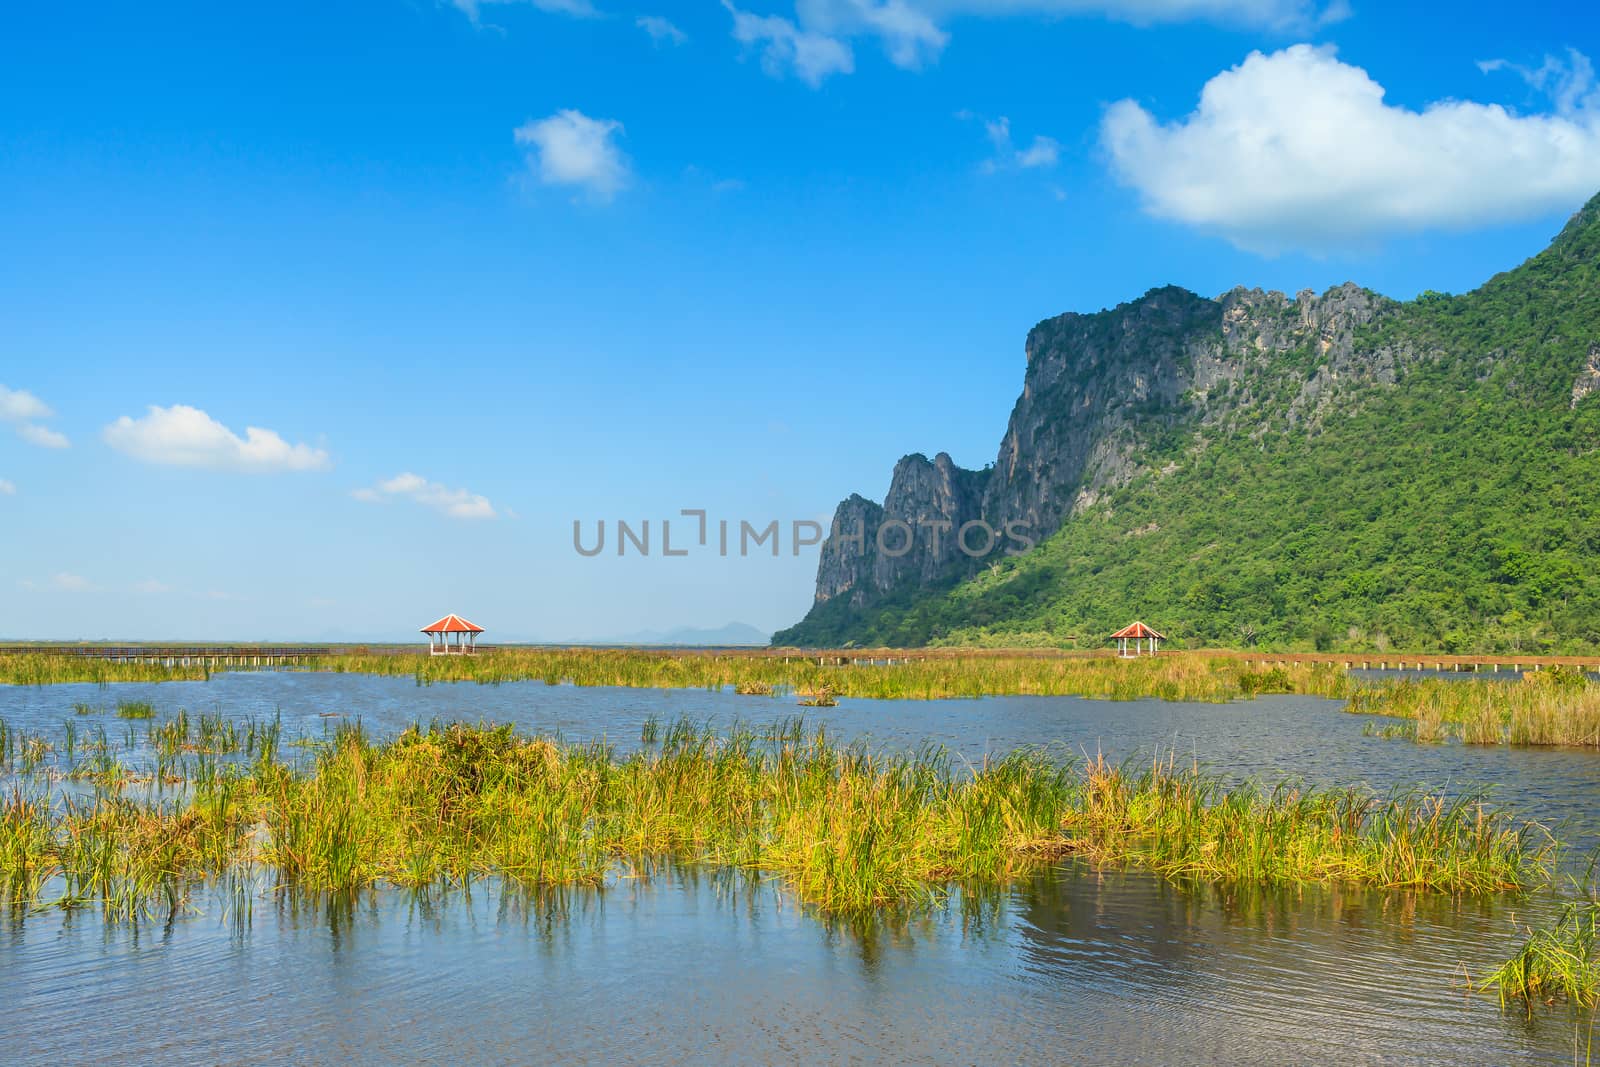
[0,646,331,666]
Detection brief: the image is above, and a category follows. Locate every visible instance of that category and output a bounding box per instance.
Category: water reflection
[2,863,1592,1065]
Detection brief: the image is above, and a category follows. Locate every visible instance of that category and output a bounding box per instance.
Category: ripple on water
[2,673,1598,1063]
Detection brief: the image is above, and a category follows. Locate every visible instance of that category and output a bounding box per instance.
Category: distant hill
[776,192,1600,654]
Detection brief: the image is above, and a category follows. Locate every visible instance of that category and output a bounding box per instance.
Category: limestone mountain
[775,192,1600,653]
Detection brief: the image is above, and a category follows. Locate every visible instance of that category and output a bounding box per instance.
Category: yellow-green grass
[326,648,1355,704]
[0,720,1556,922]
[1348,667,1600,749]
[1485,900,1600,1008]
[4,648,1357,703]
[0,655,209,686]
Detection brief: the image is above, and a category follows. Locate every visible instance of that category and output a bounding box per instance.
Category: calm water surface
[1,672,1596,1064]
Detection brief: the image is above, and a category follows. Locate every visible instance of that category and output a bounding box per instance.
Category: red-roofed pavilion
[1110,621,1164,658]
[422,614,484,656]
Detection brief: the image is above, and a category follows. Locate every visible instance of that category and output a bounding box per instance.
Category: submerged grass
[0,720,1557,922]
[1487,900,1600,1008]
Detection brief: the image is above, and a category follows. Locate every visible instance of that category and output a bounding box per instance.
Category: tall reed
[0,655,207,686]
[1349,670,1600,749]
[326,648,1355,704]
[0,719,1557,922]
[1486,900,1600,1007]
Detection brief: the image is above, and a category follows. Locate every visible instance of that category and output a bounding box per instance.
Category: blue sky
[3,0,1599,642]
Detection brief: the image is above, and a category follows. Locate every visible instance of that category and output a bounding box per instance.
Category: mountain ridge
[775,192,1600,653]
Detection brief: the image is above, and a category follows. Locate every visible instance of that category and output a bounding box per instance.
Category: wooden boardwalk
[1227,652,1599,674]
[0,645,330,666]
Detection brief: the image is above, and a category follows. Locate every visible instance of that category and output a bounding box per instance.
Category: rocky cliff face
[807,281,1401,612]
[779,190,1600,651]
[813,453,986,608]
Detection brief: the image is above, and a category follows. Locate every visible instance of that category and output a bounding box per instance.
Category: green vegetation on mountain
[777,194,1600,653]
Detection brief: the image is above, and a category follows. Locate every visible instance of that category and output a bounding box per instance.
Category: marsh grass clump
[1349,674,1600,749]
[0,719,1560,923]
[0,655,207,686]
[734,681,775,696]
[116,701,155,720]
[1486,901,1600,1008]
[1058,756,1551,894]
[1237,666,1295,695]
[326,649,1356,705]
[67,751,129,790]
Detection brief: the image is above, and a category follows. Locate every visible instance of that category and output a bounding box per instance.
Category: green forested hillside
[776,195,1600,653]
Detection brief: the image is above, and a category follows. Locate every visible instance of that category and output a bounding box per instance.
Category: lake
[1,672,1595,1064]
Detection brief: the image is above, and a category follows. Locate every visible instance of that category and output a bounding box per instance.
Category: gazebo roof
[421,614,484,634]
[1110,621,1165,640]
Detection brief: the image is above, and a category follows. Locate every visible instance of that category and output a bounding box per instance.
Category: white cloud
[1101,45,1600,253]
[0,385,51,422]
[793,0,947,69]
[974,115,1060,172]
[916,0,1339,29]
[449,0,597,22]
[102,404,330,472]
[724,2,855,86]
[1016,138,1060,168]
[354,472,498,520]
[726,1,1340,82]
[637,14,688,45]
[133,579,171,594]
[1479,48,1600,118]
[0,384,70,449]
[514,110,630,201]
[53,573,95,593]
[17,423,69,449]
[0,478,14,495]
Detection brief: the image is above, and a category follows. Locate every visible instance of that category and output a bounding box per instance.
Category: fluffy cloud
[0,385,69,448]
[725,2,855,86]
[102,404,330,472]
[0,386,50,422]
[724,0,1341,84]
[637,15,688,45]
[1101,45,1600,253]
[0,478,14,495]
[17,424,69,449]
[515,110,630,201]
[354,472,498,520]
